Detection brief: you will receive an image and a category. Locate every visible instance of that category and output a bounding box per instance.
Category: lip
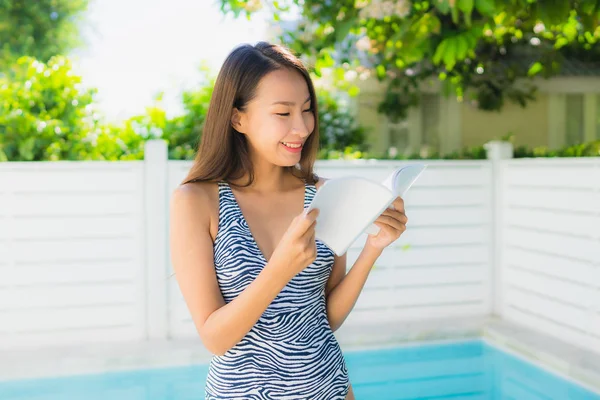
[281,142,303,153]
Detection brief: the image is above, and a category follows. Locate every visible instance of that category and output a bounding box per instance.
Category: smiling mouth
[281,142,303,149]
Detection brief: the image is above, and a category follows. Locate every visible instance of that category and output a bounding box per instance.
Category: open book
[306,164,427,256]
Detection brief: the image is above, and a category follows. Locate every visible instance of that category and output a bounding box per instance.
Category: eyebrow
[271,96,311,106]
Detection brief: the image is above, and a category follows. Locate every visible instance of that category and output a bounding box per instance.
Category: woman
[169,42,407,399]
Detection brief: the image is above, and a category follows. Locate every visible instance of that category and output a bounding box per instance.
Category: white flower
[359,0,410,19]
[394,0,411,18]
[355,0,370,9]
[381,1,394,16]
[359,0,384,19]
[344,70,358,81]
[534,22,545,34]
[356,36,372,51]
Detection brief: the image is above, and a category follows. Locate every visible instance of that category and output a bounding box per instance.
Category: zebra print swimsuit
[205,181,350,399]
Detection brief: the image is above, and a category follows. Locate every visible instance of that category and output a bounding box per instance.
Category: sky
[71,0,271,121]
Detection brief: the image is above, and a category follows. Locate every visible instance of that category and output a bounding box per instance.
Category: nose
[292,114,311,138]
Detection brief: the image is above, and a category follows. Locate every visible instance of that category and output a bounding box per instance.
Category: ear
[231,108,247,134]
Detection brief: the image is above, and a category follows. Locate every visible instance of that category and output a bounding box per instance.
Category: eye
[303,108,313,113]
[276,113,290,116]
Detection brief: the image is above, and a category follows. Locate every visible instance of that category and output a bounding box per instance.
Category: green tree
[0,0,89,70]
[317,90,367,155]
[220,0,600,121]
[0,56,99,161]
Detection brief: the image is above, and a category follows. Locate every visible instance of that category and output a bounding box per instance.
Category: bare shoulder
[170,181,219,237]
[171,181,218,211]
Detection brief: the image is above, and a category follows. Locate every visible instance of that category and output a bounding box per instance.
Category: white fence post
[144,139,169,340]
[593,159,600,342]
[484,140,513,318]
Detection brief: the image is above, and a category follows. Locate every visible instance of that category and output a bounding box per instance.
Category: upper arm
[169,183,225,338]
[316,177,347,297]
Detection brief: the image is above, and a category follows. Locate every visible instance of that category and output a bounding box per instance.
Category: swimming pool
[0,340,598,399]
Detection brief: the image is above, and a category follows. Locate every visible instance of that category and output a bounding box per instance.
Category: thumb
[294,208,319,234]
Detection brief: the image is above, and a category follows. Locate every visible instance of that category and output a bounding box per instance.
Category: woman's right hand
[268,208,320,281]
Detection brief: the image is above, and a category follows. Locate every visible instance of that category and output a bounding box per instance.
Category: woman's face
[233,68,315,168]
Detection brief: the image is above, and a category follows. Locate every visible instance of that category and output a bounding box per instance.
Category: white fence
[0,140,598,355]
[0,162,147,348]
[498,158,600,352]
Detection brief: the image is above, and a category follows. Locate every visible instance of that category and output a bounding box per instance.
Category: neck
[232,153,295,193]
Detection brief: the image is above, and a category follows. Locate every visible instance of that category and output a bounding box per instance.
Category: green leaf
[451,5,460,24]
[455,35,469,60]
[555,37,569,49]
[474,0,495,15]
[458,0,474,26]
[538,0,571,25]
[435,0,451,14]
[528,62,543,76]
[458,0,474,13]
[443,37,457,70]
[336,17,356,43]
[348,85,360,97]
[433,39,448,65]
[580,0,598,15]
[376,64,386,79]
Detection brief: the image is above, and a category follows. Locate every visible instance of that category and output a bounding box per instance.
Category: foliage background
[1,0,598,161]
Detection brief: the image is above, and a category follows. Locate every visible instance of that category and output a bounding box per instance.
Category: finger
[299,218,317,241]
[301,224,317,251]
[294,208,319,235]
[392,197,405,213]
[374,215,406,232]
[308,228,316,246]
[381,209,408,225]
[302,208,320,223]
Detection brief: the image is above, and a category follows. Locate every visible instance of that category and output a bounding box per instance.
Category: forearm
[326,245,382,332]
[200,262,289,355]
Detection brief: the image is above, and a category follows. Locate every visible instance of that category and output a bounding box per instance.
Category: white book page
[306,177,393,256]
[364,164,427,235]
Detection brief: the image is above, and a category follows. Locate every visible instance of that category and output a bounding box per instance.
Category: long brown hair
[181,42,319,187]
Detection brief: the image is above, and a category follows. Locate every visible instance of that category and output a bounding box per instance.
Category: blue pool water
[1,340,598,399]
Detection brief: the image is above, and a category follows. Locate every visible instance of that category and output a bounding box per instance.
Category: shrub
[0,56,99,161]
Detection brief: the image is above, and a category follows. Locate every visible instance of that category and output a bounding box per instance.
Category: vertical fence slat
[485,141,514,318]
[144,140,169,339]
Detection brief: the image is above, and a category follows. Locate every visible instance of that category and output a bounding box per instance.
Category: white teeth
[282,142,302,148]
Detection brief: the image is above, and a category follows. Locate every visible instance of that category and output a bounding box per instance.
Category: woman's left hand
[365,197,408,250]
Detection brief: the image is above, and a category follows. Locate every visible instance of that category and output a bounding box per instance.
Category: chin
[278,158,301,168]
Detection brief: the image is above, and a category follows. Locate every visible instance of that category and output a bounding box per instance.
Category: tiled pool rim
[0,317,598,394]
